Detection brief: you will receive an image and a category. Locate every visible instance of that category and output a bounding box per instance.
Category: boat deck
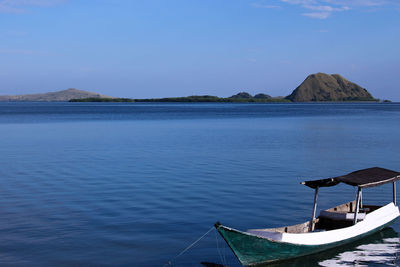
[248,201,383,234]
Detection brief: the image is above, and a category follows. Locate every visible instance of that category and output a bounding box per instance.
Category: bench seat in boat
[319,210,366,221]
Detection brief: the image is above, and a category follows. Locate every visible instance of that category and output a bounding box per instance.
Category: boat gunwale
[216,216,399,266]
[248,218,399,266]
[216,202,398,246]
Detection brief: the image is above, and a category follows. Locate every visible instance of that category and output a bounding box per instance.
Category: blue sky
[0,0,399,100]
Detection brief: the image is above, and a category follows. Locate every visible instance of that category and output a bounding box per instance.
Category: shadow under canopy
[302,167,400,228]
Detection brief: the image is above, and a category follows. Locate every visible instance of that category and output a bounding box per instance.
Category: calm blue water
[0,102,400,266]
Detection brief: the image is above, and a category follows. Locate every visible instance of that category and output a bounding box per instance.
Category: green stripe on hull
[216,219,397,266]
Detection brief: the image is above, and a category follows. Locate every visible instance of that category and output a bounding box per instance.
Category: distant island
[71,73,379,103]
[0,73,386,102]
[286,73,377,102]
[70,92,290,103]
[0,88,113,102]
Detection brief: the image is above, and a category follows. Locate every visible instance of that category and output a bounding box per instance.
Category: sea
[0,102,399,267]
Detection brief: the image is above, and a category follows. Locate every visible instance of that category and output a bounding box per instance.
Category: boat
[215,167,400,266]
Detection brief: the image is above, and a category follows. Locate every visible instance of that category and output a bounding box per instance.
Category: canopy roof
[302,167,400,189]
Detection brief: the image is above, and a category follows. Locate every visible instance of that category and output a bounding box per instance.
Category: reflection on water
[254,228,399,267]
[319,228,400,266]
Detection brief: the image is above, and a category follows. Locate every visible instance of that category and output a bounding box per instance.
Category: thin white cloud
[302,11,331,18]
[280,0,315,4]
[323,0,388,7]
[0,0,65,13]
[300,4,350,18]
[304,4,350,11]
[252,2,281,8]
[254,0,398,19]
[283,0,392,6]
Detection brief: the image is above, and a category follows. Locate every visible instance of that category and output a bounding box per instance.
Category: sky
[0,0,399,100]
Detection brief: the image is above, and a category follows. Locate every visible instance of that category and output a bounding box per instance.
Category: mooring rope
[164,226,215,266]
[215,227,226,265]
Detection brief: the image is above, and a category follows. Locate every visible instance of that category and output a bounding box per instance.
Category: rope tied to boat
[164,226,216,266]
[215,227,227,265]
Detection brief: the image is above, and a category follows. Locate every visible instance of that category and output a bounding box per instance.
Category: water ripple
[0,103,399,266]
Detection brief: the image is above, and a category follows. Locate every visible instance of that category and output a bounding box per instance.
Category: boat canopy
[302,167,400,189]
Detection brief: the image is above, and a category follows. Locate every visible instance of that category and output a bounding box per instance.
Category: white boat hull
[247,202,399,245]
[216,203,399,265]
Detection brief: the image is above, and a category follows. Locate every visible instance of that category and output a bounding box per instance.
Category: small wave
[319,238,400,266]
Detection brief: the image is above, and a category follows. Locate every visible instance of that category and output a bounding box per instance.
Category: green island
[69,93,291,103]
[70,73,382,103]
[0,73,387,103]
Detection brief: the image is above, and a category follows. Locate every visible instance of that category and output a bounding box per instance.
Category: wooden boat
[215,167,400,266]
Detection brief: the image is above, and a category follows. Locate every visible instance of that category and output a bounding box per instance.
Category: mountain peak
[286,73,375,102]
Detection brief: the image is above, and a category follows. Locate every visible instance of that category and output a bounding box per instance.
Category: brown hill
[0,88,113,102]
[286,73,375,102]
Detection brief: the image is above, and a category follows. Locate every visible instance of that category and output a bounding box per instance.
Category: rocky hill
[230,92,272,100]
[286,73,376,102]
[0,88,113,102]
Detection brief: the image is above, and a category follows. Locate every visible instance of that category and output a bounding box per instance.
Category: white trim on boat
[280,203,399,245]
[246,203,399,246]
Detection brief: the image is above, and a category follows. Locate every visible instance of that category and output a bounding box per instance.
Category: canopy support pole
[393,182,397,206]
[309,187,319,232]
[353,187,362,225]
